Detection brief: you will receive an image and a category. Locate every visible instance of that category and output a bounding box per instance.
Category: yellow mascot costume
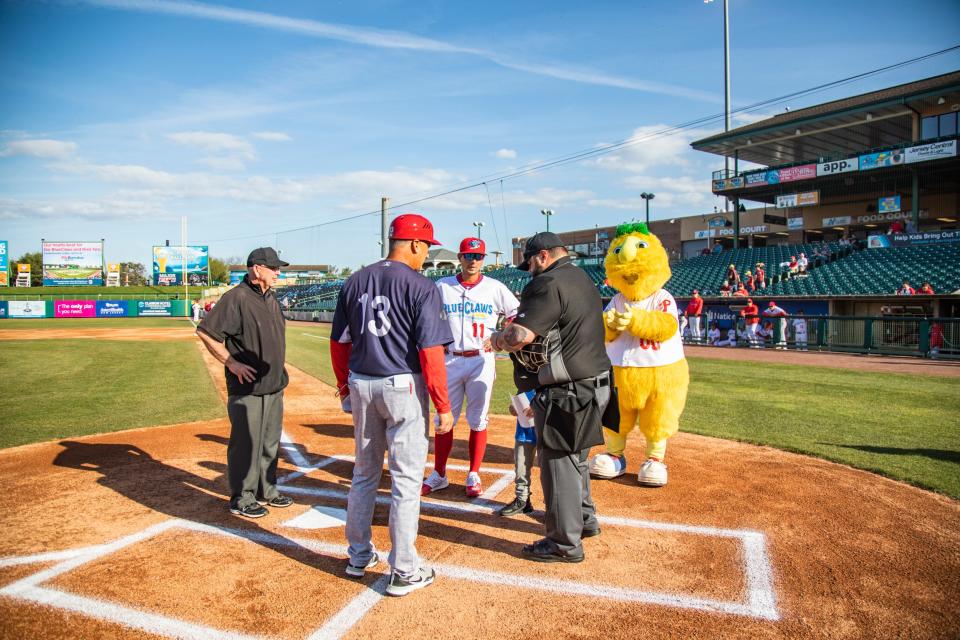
[589,222,689,486]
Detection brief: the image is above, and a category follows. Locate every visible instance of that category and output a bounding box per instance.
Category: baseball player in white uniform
[792,309,809,350]
[422,237,520,498]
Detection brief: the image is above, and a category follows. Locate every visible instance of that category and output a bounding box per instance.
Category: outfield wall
[0,299,189,319]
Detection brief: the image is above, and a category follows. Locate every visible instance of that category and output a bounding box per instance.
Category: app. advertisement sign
[54,300,96,318]
[816,158,858,176]
[42,241,104,286]
[96,300,129,317]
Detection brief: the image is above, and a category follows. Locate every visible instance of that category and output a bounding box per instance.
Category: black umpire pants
[226,390,284,508]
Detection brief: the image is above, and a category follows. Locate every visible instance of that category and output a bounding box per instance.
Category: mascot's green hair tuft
[615,222,650,238]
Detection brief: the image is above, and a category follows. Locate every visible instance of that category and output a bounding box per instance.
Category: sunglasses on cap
[461,253,485,261]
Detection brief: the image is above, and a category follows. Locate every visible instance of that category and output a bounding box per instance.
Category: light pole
[706,0,735,247]
[472,220,485,240]
[540,209,554,231]
[640,192,655,225]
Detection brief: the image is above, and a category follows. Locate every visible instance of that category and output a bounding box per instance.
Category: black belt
[446,349,481,357]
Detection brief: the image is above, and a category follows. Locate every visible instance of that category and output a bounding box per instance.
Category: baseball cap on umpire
[389,213,440,246]
[247,247,289,268]
[518,231,564,271]
[459,237,486,254]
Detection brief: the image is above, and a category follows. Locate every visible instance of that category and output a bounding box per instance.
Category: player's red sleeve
[419,345,451,414]
[330,340,352,397]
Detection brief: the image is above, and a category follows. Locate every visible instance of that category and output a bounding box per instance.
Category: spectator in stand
[719,280,732,297]
[798,253,809,276]
[888,219,905,235]
[732,283,749,297]
[707,321,722,346]
[744,270,755,293]
[684,290,704,343]
[895,281,916,296]
[763,301,789,349]
[740,298,761,347]
[712,241,723,254]
[726,264,740,287]
[755,263,766,289]
[792,309,809,351]
[919,282,935,295]
[929,321,944,359]
[788,255,799,277]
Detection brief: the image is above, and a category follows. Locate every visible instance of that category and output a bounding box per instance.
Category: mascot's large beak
[618,238,638,263]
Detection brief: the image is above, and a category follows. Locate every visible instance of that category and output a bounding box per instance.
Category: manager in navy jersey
[330,213,454,598]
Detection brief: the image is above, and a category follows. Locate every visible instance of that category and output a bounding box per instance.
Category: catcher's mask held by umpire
[389,213,440,246]
[515,335,549,371]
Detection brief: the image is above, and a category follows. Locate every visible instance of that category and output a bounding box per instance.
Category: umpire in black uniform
[489,232,611,562]
[197,247,294,519]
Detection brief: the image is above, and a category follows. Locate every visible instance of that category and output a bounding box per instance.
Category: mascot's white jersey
[437,275,519,352]
[605,290,685,367]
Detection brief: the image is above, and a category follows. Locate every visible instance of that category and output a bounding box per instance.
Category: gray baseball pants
[226,390,284,509]
[345,371,430,577]
[513,441,536,501]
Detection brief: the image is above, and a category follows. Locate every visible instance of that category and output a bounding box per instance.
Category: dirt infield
[0,327,195,342]
[1,330,958,639]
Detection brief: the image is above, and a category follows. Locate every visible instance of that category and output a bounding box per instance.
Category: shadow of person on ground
[52,440,353,581]
[820,442,960,464]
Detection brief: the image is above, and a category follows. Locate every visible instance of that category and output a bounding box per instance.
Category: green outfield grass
[284,323,960,498]
[0,318,194,329]
[0,339,223,448]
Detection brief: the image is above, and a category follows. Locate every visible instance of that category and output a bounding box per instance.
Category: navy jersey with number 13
[331,260,452,377]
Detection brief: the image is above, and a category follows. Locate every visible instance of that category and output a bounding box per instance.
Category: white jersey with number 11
[437,275,519,352]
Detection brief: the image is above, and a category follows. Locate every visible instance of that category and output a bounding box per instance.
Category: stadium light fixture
[540,209,554,231]
[640,192,655,225]
[472,220,485,239]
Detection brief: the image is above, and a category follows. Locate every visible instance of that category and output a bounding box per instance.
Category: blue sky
[2,0,958,269]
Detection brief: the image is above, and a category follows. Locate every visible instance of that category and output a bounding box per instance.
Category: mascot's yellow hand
[604,308,620,331]
[613,309,633,331]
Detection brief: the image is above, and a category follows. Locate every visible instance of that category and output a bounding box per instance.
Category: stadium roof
[691,71,960,166]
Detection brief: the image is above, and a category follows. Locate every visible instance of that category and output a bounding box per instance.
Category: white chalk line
[301,332,329,341]
[280,430,315,471]
[305,575,390,640]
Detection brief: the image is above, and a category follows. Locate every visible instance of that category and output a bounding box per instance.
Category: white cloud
[733,111,778,126]
[252,131,292,142]
[166,131,256,170]
[0,139,77,159]
[589,175,722,211]
[79,0,718,102]
[593,125,704,174]
[494,148,517,159]
[0,195,167,220]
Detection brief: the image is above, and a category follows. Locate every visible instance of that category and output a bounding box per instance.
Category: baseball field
[1,318,958,639]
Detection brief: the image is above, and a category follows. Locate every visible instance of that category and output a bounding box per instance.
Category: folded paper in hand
[511,393,533,428]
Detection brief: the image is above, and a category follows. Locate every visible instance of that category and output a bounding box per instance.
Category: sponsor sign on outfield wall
[137,300,174,316]
[816,158,858,176]
[42,241,104,286]
[96,300,128,317]
[8,301,46,318]
[904,139,957,164]
[0,301,7,318]
[152,246,209,286]
[859,149,904,171]
[0,240,8,287]
[54,300,96,318]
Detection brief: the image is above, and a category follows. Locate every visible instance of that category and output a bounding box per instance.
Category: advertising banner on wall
[878,195,901,213]
[698,300,829,330]
[8,301,46,318]
[0,301,7,318]
[777,164,817,183]
[788,217,805,230]
[904,139,957,164]
[15,263,31,287]
[776,191,820,208]
[152,246,209,286]
[96,300,129,317]
[712,176,744,191]
[745,172,768,187]
[42,241,104,286]
[859,148,904,171]
[54,300,97,318]
[137,300,174,316]
[822,216,852,227]
[0,240,7,287]
[870,230,960,248]
[816,158,858,176]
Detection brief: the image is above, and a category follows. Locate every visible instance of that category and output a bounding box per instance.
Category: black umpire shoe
[230,502,269,519]
[521,539,584,563]
[581,526,601,539]
[498,497,534,517]
[257,495,294,508]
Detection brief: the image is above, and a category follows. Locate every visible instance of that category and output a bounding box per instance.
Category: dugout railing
[686,316,959,360]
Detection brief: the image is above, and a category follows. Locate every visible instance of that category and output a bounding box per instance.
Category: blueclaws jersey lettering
[436,275,519,352]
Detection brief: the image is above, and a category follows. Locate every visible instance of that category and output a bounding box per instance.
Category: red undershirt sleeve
[419,345,451,414]
[330,340,352,397]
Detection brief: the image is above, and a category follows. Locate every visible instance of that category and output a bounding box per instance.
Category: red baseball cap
[389,213,440,245]
[459,237,486,254]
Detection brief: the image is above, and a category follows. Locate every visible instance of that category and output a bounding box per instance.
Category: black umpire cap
[518,232,564,271]
[247,247,289,268]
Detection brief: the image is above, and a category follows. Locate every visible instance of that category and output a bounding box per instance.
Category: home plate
[282,505,348,529]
